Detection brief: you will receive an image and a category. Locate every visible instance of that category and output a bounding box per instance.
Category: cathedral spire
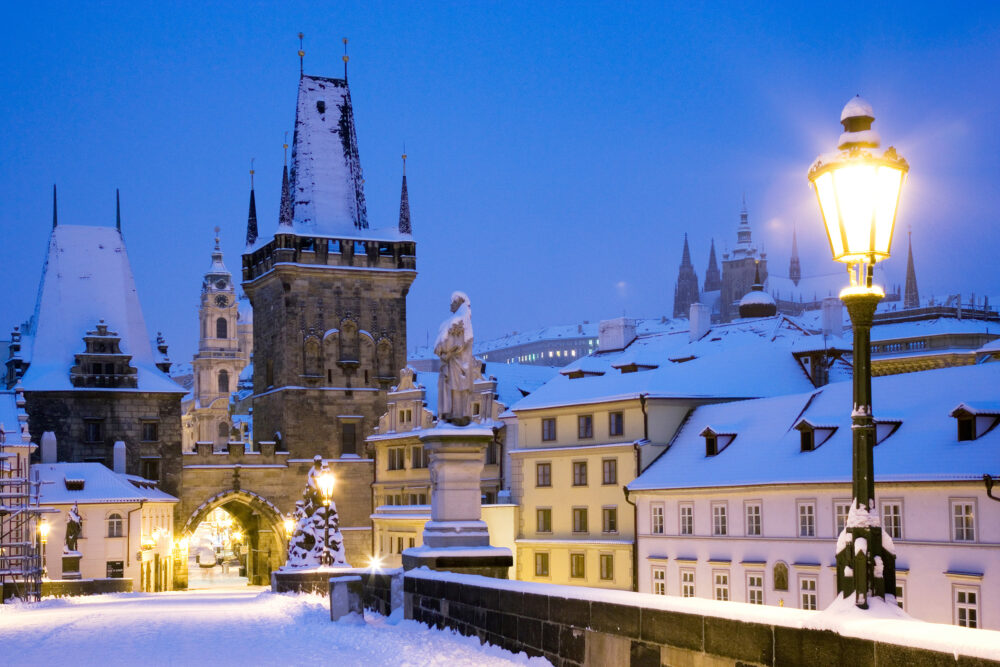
[246,162,258,248]
[398,152,411,235]
[673,234,701,318]
[704,238,721,292]
[115,189,122,233]
[904,229,920,309]
[52,184,58,229]
[681,233,693,267]
[789,225,801,286]
[278,138,293,230]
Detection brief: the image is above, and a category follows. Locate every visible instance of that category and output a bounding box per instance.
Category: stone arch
[181,489,287,586]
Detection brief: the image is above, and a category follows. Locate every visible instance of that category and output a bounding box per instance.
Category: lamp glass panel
[815,171,844,258]
[874,166,904,256]
[832,163,878,258]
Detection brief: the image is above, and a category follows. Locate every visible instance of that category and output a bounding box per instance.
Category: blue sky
[2,2,998,363]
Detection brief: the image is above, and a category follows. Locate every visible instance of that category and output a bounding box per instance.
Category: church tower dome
[738,262,777,318]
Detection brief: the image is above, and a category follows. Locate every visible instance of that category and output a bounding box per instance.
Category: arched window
[218,369,229,393]
[107,513,123,538]
[216,317,228,339]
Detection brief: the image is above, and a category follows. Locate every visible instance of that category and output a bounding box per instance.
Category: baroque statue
[434,291,480,424]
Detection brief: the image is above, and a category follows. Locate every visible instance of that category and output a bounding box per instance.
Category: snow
[0,587,547,667]
[35,462,177,505]
[739,290,775,307]
[628,363,1000,491]
[403,545,513,558]
[21,225,184,394]
[841,96,874,120]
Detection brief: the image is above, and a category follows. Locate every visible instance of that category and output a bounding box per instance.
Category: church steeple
[789,225,801,286]
[52,184,58,229]
[735,194,753,251]
[704,238,721,292]
[673,234,701,318]
[398,152,411,235]
[115,189,122,233]
[904,230,920,309]
[245,164,258,248]
[278,140,293,230]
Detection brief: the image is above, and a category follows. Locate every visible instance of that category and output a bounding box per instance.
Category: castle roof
[20,225,184,394]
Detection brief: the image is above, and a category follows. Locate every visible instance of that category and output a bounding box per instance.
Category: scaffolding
[0,430,47,602]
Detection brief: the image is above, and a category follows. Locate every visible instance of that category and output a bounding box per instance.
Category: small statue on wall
[434,291,480,425]
[65,503,82,553]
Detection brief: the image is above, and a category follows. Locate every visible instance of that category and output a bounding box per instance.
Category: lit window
[747,573,764,605]
[680,569,695,597]
[745,502,761,536]
[652,567,666,595]
[954,586,979,628]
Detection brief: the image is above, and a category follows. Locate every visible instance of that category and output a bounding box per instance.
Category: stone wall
[402,571,1000,667]
[2,578,132,601]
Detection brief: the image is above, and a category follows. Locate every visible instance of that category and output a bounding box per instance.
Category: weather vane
[298,32,305,74]
[343,37,349,80]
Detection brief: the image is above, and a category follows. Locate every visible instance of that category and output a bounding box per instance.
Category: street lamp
[317,468,335,566]
[808,96,907,609]
[283,515,295,535]
[37,520,50,579]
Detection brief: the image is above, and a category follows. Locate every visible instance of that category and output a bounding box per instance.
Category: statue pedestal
[62,551,82,580]
[402,425,512,578]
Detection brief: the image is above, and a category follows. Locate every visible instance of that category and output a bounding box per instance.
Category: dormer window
[958,417,974,442]
[794,420,838,452]
[700,427,735,457]
[950,404,1000,442]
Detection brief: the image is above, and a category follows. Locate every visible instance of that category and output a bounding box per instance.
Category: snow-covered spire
[789,225,801,286]
[208,227,229,279]
[704,238,721,292]
[904,230,919,309]
[52,184,58,229]
[278,137,293,230]
[680,233,693,267]
[115,189,122,233]
[673,234,700,318]
[398,152,411,235]
[245,163,258,248]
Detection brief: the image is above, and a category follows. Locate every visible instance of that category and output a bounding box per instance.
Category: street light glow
[317,469,335,504]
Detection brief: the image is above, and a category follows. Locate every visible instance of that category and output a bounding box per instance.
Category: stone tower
[789,226,801,287]
[182,228,248,451]
[720,197,767,322]
[904,231,919,309]
[673,234,701,318]
[242,72,417,460]
[703,238,721,293]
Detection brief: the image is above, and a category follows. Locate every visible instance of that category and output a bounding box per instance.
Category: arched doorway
[180,490,287,587]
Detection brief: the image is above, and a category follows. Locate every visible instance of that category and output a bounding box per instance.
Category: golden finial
[402,145,407,175]
[250,158,255,189]
[283,131,289,167]
[298,32,305,74]
[342,37,349,79]
[214,225,221,248]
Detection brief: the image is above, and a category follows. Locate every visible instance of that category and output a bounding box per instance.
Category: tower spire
[681,233,693,267]
[298,32,304,76]
[904,229,920,309]
[246,160,258,248]
[789,224,801,286]
[115,188,121,233]
[704,238,721,292]
[342,37,349,81]
[52,184,57,229]
[278,145,293,230]
[673,234,701,318]
[398,151,411,235]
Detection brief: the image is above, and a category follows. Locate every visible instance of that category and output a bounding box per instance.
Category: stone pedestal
[61,552,82,580]
[271,566,354,594]
[329,575,364,621]
[402,425,512,577]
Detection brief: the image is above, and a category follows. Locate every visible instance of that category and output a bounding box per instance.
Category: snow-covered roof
[21,225,184,394]
[841,95,874,121]
[474,317,684,355]
[0,389,28,444]
[629,363,1000,491]
[511,315,849,412]
[739,290,775,307]
[36,462,178,504]
[870,317,998,342]
[766,272,854,305]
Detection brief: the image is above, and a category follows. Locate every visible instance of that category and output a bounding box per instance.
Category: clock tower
[182,228,250,451]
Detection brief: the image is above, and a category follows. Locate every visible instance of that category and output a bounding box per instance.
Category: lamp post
[37,520,50,579]
[808,96,908,609]
[317,468,335,566]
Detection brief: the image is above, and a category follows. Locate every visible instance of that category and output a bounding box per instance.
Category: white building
[628,363,1000,629]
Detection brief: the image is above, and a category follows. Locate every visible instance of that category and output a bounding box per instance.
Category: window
[651,504,664,534]
[140,459,160,483]
[955,586,979,628]
[599,554,614,581]
[218,369,229,393]
[141,421,159,442]
[534,552,549,577]
[536,508,552,533]
[600,458,619,486]
[387,447,405,470]
[572,461,588,486]
[680,569,695,597]
[800,576,818,610]
[107,513,124,538]
[570,553,585,579]
[952,500,976,542]
[705,435,718,456]
[341,422,358,455]
[714,571,730,601]
[679,503,693,535]
[107,561,124,579]
[745,502,761,536]
[957,417,974,442]
[609,411,624,436]
[747,572,764,605]
[774,562,789,591]
[800,429,815,452]
[535,462,551,487]
[894,582,905,610]
[411,446,426,469]
[834,501,851,535]
[577,415,593,439]
[798,501,816,537]
[572,507,588,533]
[652,566,666,595]
[881,500,902,540]
[485,442,499,465]
[712,503,728,536]
[602,507,618,533]
[216,317,227,339]
[541,418,556,441]
[84,419,104,443]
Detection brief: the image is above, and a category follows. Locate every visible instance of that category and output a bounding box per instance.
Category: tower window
[316,100,326,113]
[218,369,230,393]
[216,317,228,339]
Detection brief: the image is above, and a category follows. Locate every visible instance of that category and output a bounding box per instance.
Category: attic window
[874,420,901,445]
[794,421,837,451]
[668,355,696,364]
[958,417,974,442]
[705,435,718,456]
[700,428,735,457]
[949,404,1000,442]
[316,100,326,113]
[800,430,814,452]
[64,478,85,491]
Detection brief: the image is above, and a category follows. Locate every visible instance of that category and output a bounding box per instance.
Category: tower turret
[789,225,801,286]
[904,230,920,309]
[398,153,411,235]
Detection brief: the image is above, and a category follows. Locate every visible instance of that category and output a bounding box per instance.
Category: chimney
[689,303,711,342]
[113,441,126,475]
[598,317,636,352]
[41,431,57,463]
[822,297,843,337]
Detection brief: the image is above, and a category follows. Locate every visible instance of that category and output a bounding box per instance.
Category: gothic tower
[789,226,801,287]
[904,230,919,309]
[703,238,721,293]
[720,197,767,322]
[673,234,701,318]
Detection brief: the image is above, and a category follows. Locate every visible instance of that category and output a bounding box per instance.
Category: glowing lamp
[807,96,908,283]
[38,520,50,540]
[283,516,295,535]
[317,469,335,504]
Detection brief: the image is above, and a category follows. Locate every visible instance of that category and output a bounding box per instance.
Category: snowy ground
[0,587,550,667]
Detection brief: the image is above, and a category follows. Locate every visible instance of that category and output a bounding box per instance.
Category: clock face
[215,295,228,307]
